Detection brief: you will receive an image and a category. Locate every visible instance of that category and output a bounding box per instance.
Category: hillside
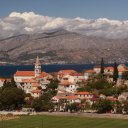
[0,30,128,64]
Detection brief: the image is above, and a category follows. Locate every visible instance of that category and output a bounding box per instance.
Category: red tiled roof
[65,95,79,100]
[79,78,85,80]
[31,90,41,93]
[58,70,77,75]
[107,97,117,101]
[75,91,92,95]
[41,72,48,77]
[14,70,49,77]
[105,66,114,71]
[118,64,128,72]
[22,78,37,83]
[118,68,128,72]
[71,73,84,76]
[35,72,48,78]
[52,96,63,100]
[32,83,40,87]
[14,71,35,76]
[59,81,74,85]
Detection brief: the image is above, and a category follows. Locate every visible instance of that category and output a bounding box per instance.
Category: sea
[0,63,116,77]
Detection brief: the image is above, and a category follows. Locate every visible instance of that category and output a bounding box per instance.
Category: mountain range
[0,29,128,65]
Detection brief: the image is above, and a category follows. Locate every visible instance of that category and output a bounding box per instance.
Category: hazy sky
[1,0,128,20]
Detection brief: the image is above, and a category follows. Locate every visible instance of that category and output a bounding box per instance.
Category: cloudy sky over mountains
[1,0,128,39]
[1,12,128,39]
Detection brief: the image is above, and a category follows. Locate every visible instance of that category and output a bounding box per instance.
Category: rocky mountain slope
[0,30,128,64]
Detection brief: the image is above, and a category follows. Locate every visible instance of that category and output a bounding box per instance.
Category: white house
[118,64,128,79]
[84,70,96,80]
[93,65,101,74]
[19,78,37,93]
[58,81,77,93]
[74,91,94,99]
[104,66,114,75]
[70,73,85,82]
[65,95,81,104]
[31,89,42,98]
[57,70,77,80]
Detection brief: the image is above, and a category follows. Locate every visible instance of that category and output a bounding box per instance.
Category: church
[14,56,52,97]
[14,56,47,82]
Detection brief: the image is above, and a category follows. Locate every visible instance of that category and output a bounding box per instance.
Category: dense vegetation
[0,78,25,110]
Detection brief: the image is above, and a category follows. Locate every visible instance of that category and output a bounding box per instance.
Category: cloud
[0,12,128,39]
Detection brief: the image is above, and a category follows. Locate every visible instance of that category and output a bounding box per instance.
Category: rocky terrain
[0,29,128,65]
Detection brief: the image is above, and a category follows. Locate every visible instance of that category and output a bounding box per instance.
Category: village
[0,56,128,114]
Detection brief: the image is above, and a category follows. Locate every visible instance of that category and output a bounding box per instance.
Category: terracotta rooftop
[75,91,92,95]
[59,81,74,85]
[14,71,35,76]
[71,73,84,76]
[105,67,114,71]
[22,78,37,83]
[32,83,40,87]
[118,64,128,72]
[31,90,41,93]
[65,95,79,100]
[107,97,117,101]
[58,70,77,75]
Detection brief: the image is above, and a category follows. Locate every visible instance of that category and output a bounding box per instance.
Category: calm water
[0,63,122,77]
[0,64,95,77]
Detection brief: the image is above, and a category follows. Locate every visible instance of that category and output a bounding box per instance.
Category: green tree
[46,79,59,96]
[116,101,122,113]
[66,103,80,112]
[123,101,128,114]
[0,87,25,110]
[31,98,43,111]
[93,99,112,113]
[39,92,54,111]
[100,57,104,74]
[2,77,17,90]
[10,77,17,87]
[113,62,118,83]
[122,72,128,80]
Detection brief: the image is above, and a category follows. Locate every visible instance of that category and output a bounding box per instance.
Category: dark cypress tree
[100,57,104,74]
[113,61,118,83]
[10,77,17,87]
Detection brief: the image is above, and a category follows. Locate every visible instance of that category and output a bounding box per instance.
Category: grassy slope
[0,115,128,128]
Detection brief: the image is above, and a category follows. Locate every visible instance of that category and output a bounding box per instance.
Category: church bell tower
[35,56,41,77]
